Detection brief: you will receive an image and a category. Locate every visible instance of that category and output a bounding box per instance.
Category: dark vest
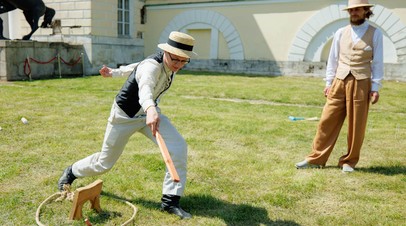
[115,52,164,118]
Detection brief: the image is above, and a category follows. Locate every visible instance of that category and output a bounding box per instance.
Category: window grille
[118,0,130,36]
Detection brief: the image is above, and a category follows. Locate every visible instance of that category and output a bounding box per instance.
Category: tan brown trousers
[306,74,371,167]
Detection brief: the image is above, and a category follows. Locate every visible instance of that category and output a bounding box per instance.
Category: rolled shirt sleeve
[371,29,384,92]
[111,62,140,77]
[325,28,343,87]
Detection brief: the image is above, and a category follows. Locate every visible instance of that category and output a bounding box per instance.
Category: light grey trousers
[72,102,188,196]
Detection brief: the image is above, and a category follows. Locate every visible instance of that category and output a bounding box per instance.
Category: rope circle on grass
[35,185,138,226]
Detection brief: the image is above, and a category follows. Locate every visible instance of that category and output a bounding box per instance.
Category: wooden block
[69,179,103,220]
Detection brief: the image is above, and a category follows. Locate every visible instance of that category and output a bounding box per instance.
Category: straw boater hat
[158,31,197,58]
[343,0,374,10]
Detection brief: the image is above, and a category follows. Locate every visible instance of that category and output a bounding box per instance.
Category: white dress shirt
[111,62,140,77]
[110,56,174,114]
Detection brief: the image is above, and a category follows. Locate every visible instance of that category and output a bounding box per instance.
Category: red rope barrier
[30,56,57,64]
[23,55,82,77]
[60,56,82,66]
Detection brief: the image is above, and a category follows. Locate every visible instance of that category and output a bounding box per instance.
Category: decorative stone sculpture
[0,0,55,40]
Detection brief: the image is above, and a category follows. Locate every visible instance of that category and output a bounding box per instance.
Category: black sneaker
[57,165,77,191]
[160,194,192,219]
[161,205,192,219]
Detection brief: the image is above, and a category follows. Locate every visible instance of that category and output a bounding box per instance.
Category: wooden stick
[156,131,180,182]
[289,116,319,121]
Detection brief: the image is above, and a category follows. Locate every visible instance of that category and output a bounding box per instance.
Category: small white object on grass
[21,117,29,124]
[289,116,319,121]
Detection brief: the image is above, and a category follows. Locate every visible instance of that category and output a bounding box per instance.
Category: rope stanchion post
[23,54,83,80]
[26,55,32,81]
[81,52,85,77]
[57,53,62,78]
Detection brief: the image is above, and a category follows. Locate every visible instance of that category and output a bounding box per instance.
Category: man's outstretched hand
[99,65,113,77]
[146,106,160,136]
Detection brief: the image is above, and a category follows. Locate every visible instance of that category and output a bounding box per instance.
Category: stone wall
[184,60,326,77]
[0,40,84,81]
[383,63,406,82]
[33,35,145,76]
[184,59,406,82]
[1,40,405,82]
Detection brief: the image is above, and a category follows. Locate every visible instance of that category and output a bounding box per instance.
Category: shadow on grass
[356,165,406,175]
[85,209,123,225]
[178,70,281,78]
[297,165,406,176]
[101,191,300,226]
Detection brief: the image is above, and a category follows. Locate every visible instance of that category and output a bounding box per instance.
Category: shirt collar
[163,62,173,77]
[351,21,369,30]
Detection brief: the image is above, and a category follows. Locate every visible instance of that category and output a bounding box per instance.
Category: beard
[350,17,366,26]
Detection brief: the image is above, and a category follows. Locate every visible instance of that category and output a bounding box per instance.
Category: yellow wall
[147,0,227,5]
[91,0,116,37]
[218,32,229,60]
[145,0,406,61]
[187,29,211,59]
[91,0,145,37]
[145,1,333,61]
[226,3,323,61]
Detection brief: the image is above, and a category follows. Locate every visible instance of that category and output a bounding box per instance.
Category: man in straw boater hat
[58,31,197,219]
[295,0,384,172]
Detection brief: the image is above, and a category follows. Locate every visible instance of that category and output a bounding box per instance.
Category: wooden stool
[69,179,103,220]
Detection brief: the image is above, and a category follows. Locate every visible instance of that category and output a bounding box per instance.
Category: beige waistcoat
[336,25,376,80]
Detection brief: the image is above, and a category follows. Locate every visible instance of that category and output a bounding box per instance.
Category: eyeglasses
[168,53,190,64]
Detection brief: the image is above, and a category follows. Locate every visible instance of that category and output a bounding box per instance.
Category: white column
[8,10,21,40]
[0,13,9,38]
[210,28,219,59]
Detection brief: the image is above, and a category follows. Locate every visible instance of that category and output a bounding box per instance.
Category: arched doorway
[288,4,406,63]
[158,9,244,60]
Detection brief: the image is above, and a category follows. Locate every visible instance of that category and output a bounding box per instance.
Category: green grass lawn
[0,73,405,225]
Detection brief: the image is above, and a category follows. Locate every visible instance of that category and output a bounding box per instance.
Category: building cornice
[146,0,315,9]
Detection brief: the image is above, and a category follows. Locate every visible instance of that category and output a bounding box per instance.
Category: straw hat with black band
[158,31,197,58]
[343,0,374,10]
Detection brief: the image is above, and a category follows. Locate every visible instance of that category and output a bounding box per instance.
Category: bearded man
[295,0,384,172]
